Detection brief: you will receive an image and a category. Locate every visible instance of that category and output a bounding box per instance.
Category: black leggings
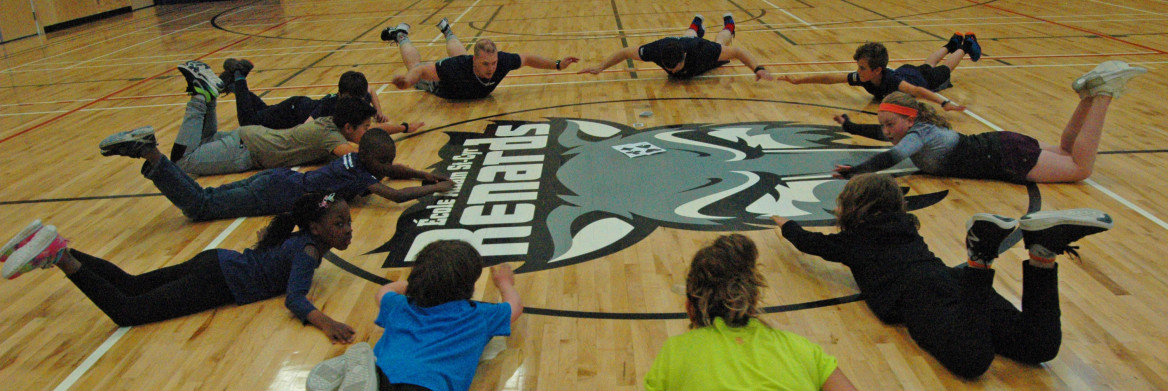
[233,78,313,129]
[65,249,235,327]
[902,263,1061,378]
[375,365,432,391]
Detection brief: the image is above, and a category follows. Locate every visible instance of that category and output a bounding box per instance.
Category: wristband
[941,100,951,108]
[754,66,765,73]
[555,60,562,70]
[401,122,410,132]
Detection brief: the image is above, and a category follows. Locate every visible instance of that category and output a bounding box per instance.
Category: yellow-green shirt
[644,318,837,391]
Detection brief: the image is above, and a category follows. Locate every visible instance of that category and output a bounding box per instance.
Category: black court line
[609,0,638,79]
[1100,149,1168,155]
[464,5,504,52]
[728,1,793,45]
[0,193,163,206]
[322,243,867,319]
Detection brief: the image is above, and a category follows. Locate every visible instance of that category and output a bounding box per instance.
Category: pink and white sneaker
[2,225,68,279]
[1,220,44,263]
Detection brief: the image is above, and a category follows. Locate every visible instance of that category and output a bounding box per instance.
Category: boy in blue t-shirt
[99,127,453,221]
[778,34,984,111]
[373,240,522,391]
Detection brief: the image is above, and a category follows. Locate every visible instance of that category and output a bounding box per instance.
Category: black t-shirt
[433,52,523,99]
[309,91,372,119]
[638,37,724,79]
[847,65,928,100]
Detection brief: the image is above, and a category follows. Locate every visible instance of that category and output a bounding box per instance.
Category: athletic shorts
[910,64,953,91]
[943,131,1041,183]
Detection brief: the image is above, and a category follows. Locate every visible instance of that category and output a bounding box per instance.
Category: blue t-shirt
[434,52,523,100]
[373,292,512,391]
[299,153,380,200]
[217,232,322,321]
[847,65,929,100]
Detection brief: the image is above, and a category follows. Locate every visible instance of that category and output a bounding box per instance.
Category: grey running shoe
[99,126,157,158]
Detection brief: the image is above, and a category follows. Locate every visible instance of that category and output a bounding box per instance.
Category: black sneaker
[380,23,410,42]
[944,32,964,53]
[962,32,982,62]
[100,126,157,158]
[223,58,254,78]
[966,213,1019,266]
[1020,208,1113,259]
[177,60,223,101]
[436,17,450,35]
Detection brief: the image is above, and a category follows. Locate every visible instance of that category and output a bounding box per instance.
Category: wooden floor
[1,0,1167,389]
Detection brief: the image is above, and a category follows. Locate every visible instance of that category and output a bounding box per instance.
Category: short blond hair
[473,39,498,56]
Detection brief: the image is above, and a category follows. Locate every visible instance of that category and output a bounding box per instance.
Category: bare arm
[392,63,439,89]
[899,81,965,111]
[332,142,358,157]
[719,46,773,81]
[492,264,523,323]
[777,72,849,85]
[368,87,388,123]
[821,368,858,391]
[306,310,356,344]
[519,53,580,70]
[579,47,641,75]
[377,280,408,303]
[388,164,448,181]
[371,121,425,135]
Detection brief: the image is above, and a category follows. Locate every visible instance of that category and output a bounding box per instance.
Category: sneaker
[1,220,43,263]
[380,23,410,43]
[962,32,981,61]
[177,60,223,101]
[223,58,254,78]
[966,213,1019,266]
[339,342,377,391]
[306,355,346,391]
[99,126,157,158]
[690,14,705,38]
[2,225,68,279]
[945,32,964,53]
[1020,208,1113,260]
[723,13,735,36]
[1072,61,1147,98]
[436,17,450,34]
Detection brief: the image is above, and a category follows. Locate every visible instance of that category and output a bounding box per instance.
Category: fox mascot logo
[370,118,943,272]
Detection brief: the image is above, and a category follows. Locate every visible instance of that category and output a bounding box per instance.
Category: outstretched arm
[367,180,454,203]
[392,63,439,89]
[367,87,388,123]
[388,164,448,182]
[371,121,425,135]
[492,264,523,323]
[719,46,773,81]
[294,245,355,344]
[579,47,641,75]
[776,73,848,85]
[899,81,965,112]
[520,53,580,71]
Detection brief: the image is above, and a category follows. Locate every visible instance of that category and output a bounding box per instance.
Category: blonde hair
[882,92,950,129]
[835,173,917,231]
[685,234,767,328]
[473,39,498,56]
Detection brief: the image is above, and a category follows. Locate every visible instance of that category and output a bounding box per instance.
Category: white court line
[1086,0,1166,15]
[762,0,818,29]
[429,0,483,44]
[8,60,1168,116]
[937,93,1168,232]
[51,215,249,391]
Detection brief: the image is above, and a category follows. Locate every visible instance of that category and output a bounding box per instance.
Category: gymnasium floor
[1,0,1166,389]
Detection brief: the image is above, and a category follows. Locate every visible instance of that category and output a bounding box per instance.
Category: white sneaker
[1072,61,1147,98]
[1,220,43,263]
[306,355,346,391]
[339,342,377,391]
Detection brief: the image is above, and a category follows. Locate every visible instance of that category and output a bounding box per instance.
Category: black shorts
[671,40,725,79]
[942,132,1041,183]
[913,64,953,91]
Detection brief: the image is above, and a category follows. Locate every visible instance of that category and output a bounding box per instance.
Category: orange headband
[879,103,918,118]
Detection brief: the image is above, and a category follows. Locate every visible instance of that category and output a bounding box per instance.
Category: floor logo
[369,118,941,272]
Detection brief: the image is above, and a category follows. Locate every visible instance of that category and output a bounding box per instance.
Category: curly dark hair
[853,42,889,70]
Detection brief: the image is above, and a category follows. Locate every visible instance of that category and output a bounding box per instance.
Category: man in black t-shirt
[579,14,773,81]
[382,18,579,100]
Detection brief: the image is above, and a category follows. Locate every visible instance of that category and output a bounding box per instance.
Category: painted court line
[938,93,1168,232]
[762,0,818,29]
[430,0,483,43]
[51,215,248,391]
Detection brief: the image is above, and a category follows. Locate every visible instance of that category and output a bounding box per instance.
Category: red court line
[965,0,1168,55]
[0,17,300,145]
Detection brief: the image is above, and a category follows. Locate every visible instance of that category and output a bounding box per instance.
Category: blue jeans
[174,96,257,176]
[143,156,289,221]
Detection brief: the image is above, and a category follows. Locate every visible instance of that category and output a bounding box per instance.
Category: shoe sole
[1,220,43,262]
[179,61,224,93]
[967,213,1018,231]
[1020,208,1113,231]
[305,356,346,391]
[1073,62,1143,92]
[2,225,59,279]
[99,126,156,152]
[339,342,377,391]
